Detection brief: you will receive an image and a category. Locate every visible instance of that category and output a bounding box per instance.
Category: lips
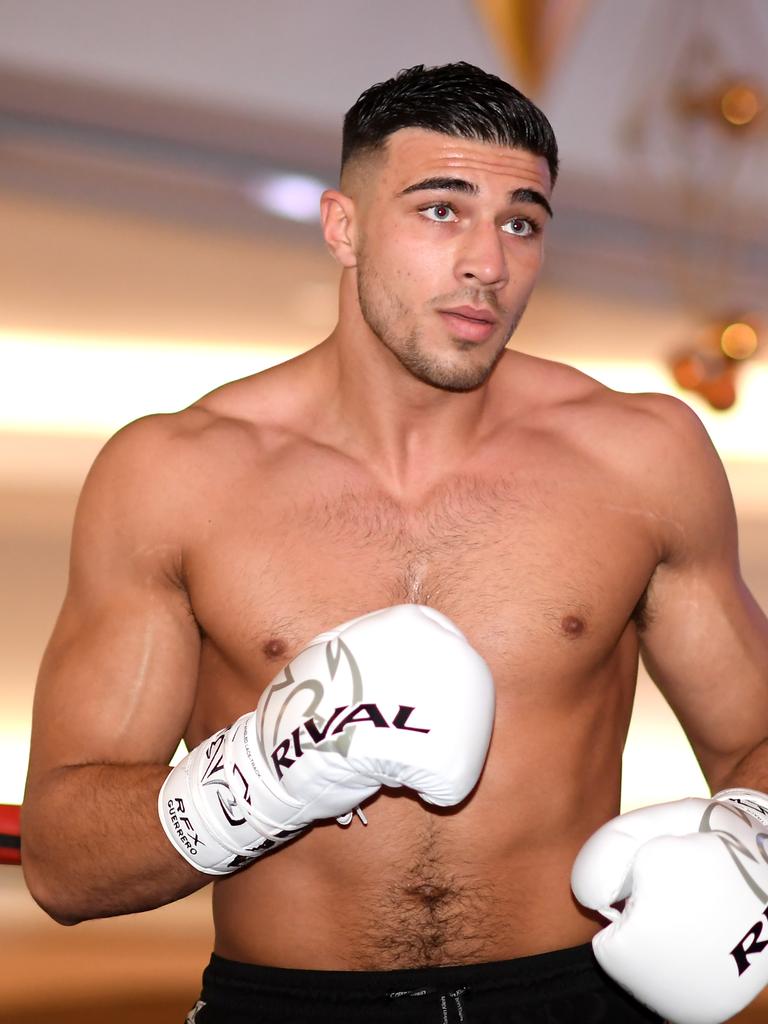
[438,306,498,343]
[440,305,497,325]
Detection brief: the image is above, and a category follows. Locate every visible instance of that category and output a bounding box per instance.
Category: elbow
[26,887,84,926]
[23,873,83,926]
[38,902,83,928]
[22,852,87,927]
[20,797,93,925]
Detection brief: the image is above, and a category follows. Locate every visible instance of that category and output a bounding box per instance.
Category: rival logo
[270,703,429,780]
[699,800,768,977]
[731,904,768,976]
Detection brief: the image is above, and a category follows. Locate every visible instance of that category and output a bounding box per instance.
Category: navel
[560,614,586,637]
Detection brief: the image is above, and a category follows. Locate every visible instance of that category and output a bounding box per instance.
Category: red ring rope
[0,804,21,865]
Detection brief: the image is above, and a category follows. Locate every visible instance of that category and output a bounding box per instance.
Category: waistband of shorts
[203,944,601,1004]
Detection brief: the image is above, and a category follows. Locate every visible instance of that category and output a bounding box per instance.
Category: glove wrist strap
[713,788,768,828]
[159,719,299,875]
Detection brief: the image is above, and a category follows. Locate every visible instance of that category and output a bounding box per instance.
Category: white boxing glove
[160,604,494,874]
[572,790,768,1024]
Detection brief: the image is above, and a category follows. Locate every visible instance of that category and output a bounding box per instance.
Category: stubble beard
[356,255,524,394]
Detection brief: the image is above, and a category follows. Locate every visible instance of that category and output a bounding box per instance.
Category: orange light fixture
[720,321,759,360]
[720,83,762,126]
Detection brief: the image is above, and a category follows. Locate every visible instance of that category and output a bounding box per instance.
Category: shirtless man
[21,63,768,1024]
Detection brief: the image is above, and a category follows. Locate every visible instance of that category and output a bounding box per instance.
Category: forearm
[22,763,208,925]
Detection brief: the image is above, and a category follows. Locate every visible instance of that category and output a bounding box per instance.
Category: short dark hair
[342,62,559,186]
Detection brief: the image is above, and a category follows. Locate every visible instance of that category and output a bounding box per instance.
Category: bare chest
[185,466,658,710]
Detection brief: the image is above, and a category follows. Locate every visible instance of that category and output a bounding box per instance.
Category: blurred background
[1,0,767,1019]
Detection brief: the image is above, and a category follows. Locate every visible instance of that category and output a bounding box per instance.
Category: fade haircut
[341,61,559,186]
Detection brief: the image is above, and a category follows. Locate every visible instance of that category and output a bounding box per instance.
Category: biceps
[641,563,768,776]
[28,583,201,782]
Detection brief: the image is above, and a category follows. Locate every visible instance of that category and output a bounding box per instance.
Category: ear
[320,189,358,268]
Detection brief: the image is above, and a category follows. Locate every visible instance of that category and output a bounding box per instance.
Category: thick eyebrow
[398,176,478,198]
[397,177,553,218]
[509,187,553,219]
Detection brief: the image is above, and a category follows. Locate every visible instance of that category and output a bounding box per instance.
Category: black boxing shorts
[185,944,665,1023]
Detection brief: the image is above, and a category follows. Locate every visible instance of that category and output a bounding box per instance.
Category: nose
[453,221,509,289]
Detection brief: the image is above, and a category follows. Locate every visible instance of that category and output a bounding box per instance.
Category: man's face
[349,127,552,392]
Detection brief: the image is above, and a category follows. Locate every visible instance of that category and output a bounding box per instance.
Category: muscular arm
[22,416,207,924]
[636,396,768,792]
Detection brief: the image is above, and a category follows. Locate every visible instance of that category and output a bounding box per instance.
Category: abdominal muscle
[210,747,614,970]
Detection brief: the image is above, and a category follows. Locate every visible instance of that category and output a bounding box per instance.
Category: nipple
[560,615,585,637]
[262,637,288,660]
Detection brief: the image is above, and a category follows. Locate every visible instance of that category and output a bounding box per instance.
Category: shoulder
[556,370,735,563]
[526,356,700,429]
[573,375,727,504]
[516,354,718,466]
[504,351,731,505]
[591,388,724,489]
[71,410,212,559]
[68,396,271,585]
[606,389,712,448]
[85,406,220,494]
[565,380,734,560]
[92,367,292,479]
[80,362,310,515]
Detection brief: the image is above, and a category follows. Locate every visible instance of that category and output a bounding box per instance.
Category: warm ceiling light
[671,353,706,390]
[670,350,737,410]
[0,333,303,436]
[720,322,759,360]
[720,84,762,126]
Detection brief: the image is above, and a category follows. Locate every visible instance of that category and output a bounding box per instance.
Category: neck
[309,276,497,492]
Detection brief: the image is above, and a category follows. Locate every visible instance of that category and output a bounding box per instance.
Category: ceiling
[0,0,766,336]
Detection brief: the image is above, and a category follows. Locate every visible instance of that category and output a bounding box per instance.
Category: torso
[170,350,667,969]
